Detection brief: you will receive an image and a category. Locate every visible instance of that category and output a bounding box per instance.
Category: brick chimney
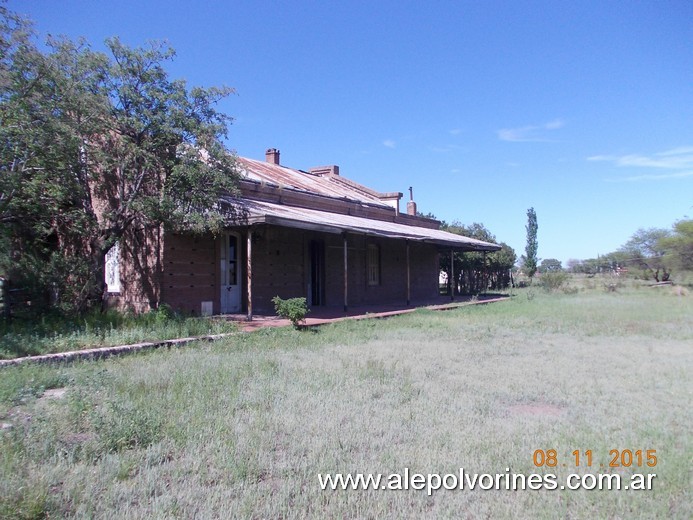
[309,165,340,176]
[265,148,280,165]
[406,186,417,216]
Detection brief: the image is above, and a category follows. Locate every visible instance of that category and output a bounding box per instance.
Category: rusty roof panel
[237,157,393,207]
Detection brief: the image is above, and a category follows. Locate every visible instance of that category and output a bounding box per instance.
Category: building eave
[223,197,501,252]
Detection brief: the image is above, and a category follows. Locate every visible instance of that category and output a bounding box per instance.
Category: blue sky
[8,0,693,263]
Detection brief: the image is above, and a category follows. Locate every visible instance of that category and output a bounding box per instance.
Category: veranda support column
[483,251,487,295]
[343,233,348,313]
[406,240,411,306]
[450,249,455,301]
[246,229,253,321]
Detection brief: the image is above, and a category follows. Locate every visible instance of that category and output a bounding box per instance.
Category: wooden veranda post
[406,240,411,306]
[246,229,253,321]
[450,249,455,301]
[343,233,348,312]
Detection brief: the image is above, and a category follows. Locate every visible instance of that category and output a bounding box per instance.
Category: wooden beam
[246,229,253,321]
[450,249,454,301]
[343,233,348,312]
[406,240,411,305]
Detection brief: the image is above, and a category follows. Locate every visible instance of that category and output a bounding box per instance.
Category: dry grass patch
[0,288,691,518]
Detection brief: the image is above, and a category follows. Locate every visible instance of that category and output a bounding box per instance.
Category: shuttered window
[367,244,380,286]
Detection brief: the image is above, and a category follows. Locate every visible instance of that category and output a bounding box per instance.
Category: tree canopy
[0,7,240,313]
[660,219,693,272]
[539,258,562,272]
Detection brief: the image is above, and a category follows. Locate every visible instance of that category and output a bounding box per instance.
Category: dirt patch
[62,432,94,446]
[671,286,688,297]
[508,402,565,417]
[40,388,67,400]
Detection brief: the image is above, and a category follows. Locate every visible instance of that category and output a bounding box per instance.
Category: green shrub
[151,303,179,325]
[271,296,309,329]
[540,271,569,291]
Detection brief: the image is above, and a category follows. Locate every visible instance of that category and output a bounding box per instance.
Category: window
[228,234,237,285]
[104,241,121,293]
[367,243,380,286]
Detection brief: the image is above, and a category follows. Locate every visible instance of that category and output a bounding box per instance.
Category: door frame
[309,239,325,306]
[220,231,242,313]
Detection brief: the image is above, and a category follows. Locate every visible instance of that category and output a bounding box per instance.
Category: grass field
[1,285,691,519]
[0,307,238,360]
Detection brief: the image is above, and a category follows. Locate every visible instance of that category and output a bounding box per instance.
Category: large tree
[618,227,671,280]
[568,219,692,280]
[539,258,562,272]
[1,7,240,312]
[620,220,693,279]
[660,219,693,272]
[0,8,95,309]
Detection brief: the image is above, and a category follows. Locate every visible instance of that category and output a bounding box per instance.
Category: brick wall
[160,232,217,315]
[408,242,440,301]
[249,226,440,313]
[112,224,162,313]
[153,225,441,316]
[250,226,305,313]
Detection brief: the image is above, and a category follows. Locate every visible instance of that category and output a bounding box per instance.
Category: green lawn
[1,285,691,519]
[0,307,238,360]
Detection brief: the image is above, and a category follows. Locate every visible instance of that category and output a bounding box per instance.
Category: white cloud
[589,146,693,169]
[591,146,693,181]
[497,119,565,142]
[382,139,396,149]
[449,128,462,135]
[606,170,693,182]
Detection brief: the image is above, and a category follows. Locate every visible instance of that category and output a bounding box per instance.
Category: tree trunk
[77,237,109,313]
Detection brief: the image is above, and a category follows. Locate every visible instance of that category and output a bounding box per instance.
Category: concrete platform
[223,294,509,332]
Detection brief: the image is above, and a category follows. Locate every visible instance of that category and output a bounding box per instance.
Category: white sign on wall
[105,241,121,293]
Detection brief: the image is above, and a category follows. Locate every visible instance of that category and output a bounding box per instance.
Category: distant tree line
[566,219,693,281]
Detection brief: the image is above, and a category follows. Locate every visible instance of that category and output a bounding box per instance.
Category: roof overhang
[222,197,501,252]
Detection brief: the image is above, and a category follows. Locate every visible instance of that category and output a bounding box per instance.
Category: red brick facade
[246,227,439,314]
[106,151,496,316]
[125,226,439,316]
[160,232,218,314]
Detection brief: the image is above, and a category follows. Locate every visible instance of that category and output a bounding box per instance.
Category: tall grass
[0,287,691,518]
[0,306,237,359]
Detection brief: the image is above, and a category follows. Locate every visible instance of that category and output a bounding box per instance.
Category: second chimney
[309,165,340,176]
[407,186,417,216]
[265,148,280,165]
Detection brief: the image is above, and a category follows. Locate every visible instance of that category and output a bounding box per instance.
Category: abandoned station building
[105,149,500,318]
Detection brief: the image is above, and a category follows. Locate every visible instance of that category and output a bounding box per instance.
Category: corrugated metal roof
[223,197,501,251]
[237,157,393,207]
